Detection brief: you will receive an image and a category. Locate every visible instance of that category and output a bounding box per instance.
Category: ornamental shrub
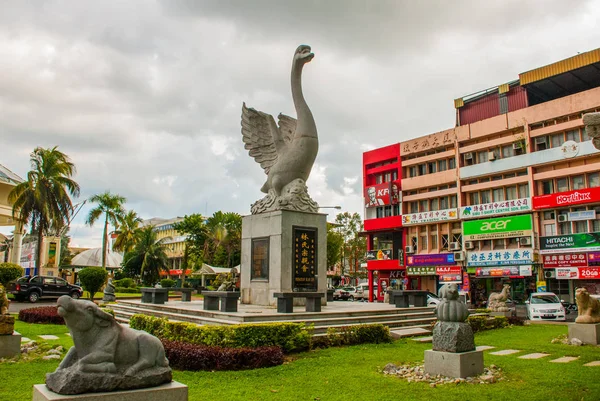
[19,306,65,325]
[0,262,24,287]
[114,278,134,288]
[78,267,108,301]
[161,339,283,371]
[115,287,141,294]
[130,315,311,353]
[160,279,176,288]
[467,315,508,333]
[326,324,392,346]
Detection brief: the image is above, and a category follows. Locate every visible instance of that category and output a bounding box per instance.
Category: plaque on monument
[251,237,269,280]
[292,226,317,292]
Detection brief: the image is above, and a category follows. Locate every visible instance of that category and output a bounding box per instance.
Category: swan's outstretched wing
[277,113,297,144]
[241,103,279,174]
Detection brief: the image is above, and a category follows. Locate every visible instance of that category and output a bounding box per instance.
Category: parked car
[9,275,83,303]
[351,283,378,301]
[332,287,351,301]
[426,292,440,306]
[525,292,566,321]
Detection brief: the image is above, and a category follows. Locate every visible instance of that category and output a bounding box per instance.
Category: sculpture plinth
[32,381,188,401]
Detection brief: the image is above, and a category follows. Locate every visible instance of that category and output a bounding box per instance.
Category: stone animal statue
[241,45,319,214]
[487,284,511,312]
[102,278,116,302]
[0,284,9,315]
[436,283,469,322]
[217,280,234,292]
[575,287,600,324]
[583,112,600,150]
[46,295,171,394]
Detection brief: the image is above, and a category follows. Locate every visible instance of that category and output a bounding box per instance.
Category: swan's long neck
[291,62,317,138]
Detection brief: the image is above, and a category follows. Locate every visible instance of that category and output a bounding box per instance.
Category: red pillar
[368,270,374,302]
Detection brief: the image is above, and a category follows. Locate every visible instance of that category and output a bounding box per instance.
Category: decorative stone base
[490,311,512,317]
[32,381,188,401]
[432,321,475,353]
[424,349,484,378]
[568,323,600,345]
[0,332,21,358]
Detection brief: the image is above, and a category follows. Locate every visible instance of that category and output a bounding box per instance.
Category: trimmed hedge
[162,339,284,371]
[115,287,141,294]
[19,306,65,325]
[113,278,135,288]
[467,315,508,333]
[130,314,312,353]
[324,324,393,347]
[160,279,176,288]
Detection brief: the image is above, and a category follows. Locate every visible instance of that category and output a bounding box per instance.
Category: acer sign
[463,214,533,241]
[532,186,600,209]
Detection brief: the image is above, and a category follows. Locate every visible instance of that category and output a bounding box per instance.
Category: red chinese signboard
[365,182,392,208]
[532,187,600,209]
[542,253,588,268]
[436,266,462,283]
[556,267,600,280]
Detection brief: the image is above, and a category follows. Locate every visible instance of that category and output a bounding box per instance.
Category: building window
[376,207,384,218]
[464,153,474,166]
[449,158,456,169]
[431,198,439,211]
[392,170,398,180]
[506,186,517,200]
[502,145,513,159]
[376,174,383,184]
[480,190,491,204]
[588,173,600,188]
[438,159,447,171]
[557,178,569,193]
[582,128,590,142]
[574,221,588,233]
[493,188,505,201]
[410,202,418,213]
[430,234,438,249]
[593,220,600,232]
[493,239,505,248]
[409,166,417,178]
[543,211,555,220]
[572,175,585,190]
[450,195,457,208]
[478,151,489,163]
[418,164,426,176]
[384,172,392,182]
[440,196,448,210]
[534,136,549,151]
[452,233,462,244]
[441,234,449,250]
[384,206,392,217]
[566,129,580,142]
[482,240,492,250]
[470,192,479,205]
[519,184,530,198]
[559,221,571,235]
[544,223,556,236]
[428,162,437,174]
[420,236,427,251]
[419,200,429,212]
[541,180,553,195]
[393,204,400,216]
[550,133,563,148]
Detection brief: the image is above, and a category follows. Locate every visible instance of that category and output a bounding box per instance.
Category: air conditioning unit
[453,251,465,262]
[464,241,475,250]
[464,152,474,160]
[488,152,496,161]
[558,215,568,222]
[405,245,415,254]
[519,237,532,246]
[545,270,556,279]
[449,242,461,251]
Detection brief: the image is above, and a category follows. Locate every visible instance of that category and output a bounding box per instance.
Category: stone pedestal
[0,332,21,358]
[241,210,327,307]
[424,349,484,378]
[432,321,475,353]
[568,323,600,345]
[32,381,188,401]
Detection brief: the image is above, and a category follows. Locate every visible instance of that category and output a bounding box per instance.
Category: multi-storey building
[363,48,600,305]
[143,217,191,277]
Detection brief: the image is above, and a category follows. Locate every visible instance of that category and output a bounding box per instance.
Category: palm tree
[123,226,170,286]
[86,191,126,268]
[9,147,80,269]
[112,210,142,254]
[203,211,241,267]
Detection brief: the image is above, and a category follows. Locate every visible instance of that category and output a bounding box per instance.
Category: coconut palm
[203,211,242,268]
[86,191,126,268]
[112,210,142,254]
[123,226,170,286]
[9,147,80,269]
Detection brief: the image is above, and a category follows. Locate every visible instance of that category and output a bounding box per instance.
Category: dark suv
[10,275,83,303]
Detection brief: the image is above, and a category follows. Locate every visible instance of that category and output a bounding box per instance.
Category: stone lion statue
[0,284,9,315]
[46,295,171,394]
[575,287,600,324]
[487,284,511,312]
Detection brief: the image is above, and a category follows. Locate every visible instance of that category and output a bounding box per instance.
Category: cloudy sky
[1,0,599,248]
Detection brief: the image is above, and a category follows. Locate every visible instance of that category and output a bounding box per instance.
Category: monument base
[32,381,188,401]
[424,349,484,378]
[568,323,600,345]
[0,332,21,358]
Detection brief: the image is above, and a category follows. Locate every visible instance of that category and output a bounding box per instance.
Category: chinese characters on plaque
[251,237,269,280]
[292,226,317,291]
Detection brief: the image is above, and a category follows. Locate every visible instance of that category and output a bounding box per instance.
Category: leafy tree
[78,266,108,301]
[334,212,366,275]
[86,191,126,268]
[59,231,73,266]
[9,147,80,269]
[123,226,170,286]
[0,262,24,287]
[113,210,142,254]
[326,223,344,271]
[172,214,207,263]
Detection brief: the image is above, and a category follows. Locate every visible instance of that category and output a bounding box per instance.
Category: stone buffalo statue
[46,295,171,394]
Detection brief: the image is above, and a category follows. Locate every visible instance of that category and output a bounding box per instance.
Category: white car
[526,292,566,321]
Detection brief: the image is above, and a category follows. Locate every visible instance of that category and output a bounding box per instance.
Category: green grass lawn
[1,324,599,401]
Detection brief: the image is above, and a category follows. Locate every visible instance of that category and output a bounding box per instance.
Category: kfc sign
[365,183,393,208]
[533,187,600,209]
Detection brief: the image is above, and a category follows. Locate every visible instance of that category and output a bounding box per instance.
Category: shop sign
[588,252,600,266]
[460,198,531,219]
[537,281,547,292]
[365,182,392,208]
[463,214,533,241]
[475,266,519,277]
[389,270,406,279]
[556,267,600,280]
[461,272,471,293]
[366,249,393,260]
[407,266,436,275]
[437,266,462,283]
[542,253,588,268]
[402,208,458,225]
[568,211,596,221]
[401,129,455,156]
[579,267,600,279]
[466,249,533,267]
[519,266,532,276]
[539,232,600,254]
[532,186,600,209]
[406,253,455,266]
